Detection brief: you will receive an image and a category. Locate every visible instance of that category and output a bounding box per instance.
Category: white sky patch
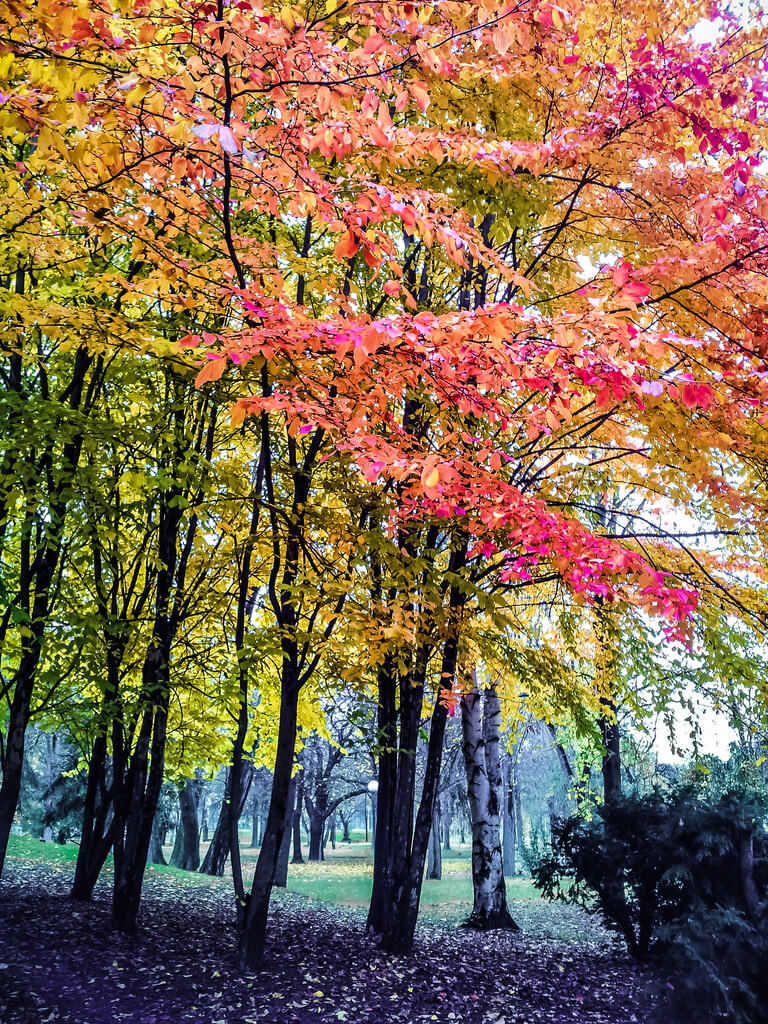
[689,19,722,46]
[653,698,737,764]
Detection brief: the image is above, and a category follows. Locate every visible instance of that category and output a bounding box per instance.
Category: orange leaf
[195,358,227,386]
[334,230,358,259]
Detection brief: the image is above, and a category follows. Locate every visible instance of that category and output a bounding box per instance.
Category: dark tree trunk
[233,421,342,972]
[111,640,172,934]
[379,548,467,955]
[600,707,622,803]
[110,389,208,934]
[200,764,253,876]
[596,599,621,805]
[200,794,228,876]
[307,811,324,862]
[273,777,297,887]
[426,802,442,880]
[148,809,167,865]
[237,656,300,971]
[291,773,304,864]
[170,779,199,871]
[71,693,119,901]
[0,345,94,879]
[366,655,397,935]
[0,666,38,873]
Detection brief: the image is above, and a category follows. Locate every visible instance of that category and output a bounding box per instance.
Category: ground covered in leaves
[0,856,654,1024]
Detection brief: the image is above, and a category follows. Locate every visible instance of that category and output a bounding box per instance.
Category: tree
[300,727,368,863]
[460,676,518,931]
[169,778,201,872]
[4,0,768,975]
[200,764,254,877]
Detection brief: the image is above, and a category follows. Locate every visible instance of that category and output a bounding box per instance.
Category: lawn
[6,831,604,943]
[283,840,535,906]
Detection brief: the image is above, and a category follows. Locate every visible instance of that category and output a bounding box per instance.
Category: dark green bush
[530,787,768,1023]
[656,904,768,1024]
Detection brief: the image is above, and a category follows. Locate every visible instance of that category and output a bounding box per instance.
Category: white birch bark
[461,677,518,930]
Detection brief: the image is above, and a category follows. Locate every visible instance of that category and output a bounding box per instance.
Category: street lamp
[367,779,378,862]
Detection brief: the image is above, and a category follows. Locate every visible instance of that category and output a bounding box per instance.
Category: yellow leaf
[125,82,150,107]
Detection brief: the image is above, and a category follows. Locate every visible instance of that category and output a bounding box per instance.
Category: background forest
[2,0,768,1021]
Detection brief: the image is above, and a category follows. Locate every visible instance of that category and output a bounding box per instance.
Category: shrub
[530,788,768,1022]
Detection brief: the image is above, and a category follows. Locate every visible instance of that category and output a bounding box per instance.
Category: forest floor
[0,839,655,1024]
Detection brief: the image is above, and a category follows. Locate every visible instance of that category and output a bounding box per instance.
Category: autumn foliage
[1,0,768,974]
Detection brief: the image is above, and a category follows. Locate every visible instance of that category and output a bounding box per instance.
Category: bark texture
[426,803,442,880]
[148,811,167,866]
[502,752,517,878]
[460,680,518,931]
[273,777,297,887]
[170,779,200,871]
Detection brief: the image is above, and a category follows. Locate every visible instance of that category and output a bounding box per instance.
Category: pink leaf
[219,126,239,154]
[192,124,218,140]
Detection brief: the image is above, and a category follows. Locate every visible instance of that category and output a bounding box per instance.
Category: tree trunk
[237,655,300,971]
[291,772,304,864]
[71,685,119,901]
[111,673,171,934]
[426,801,442,880]
[148,808,167,866]
[170,779,199,871]
[596,602,621,805]
[110,410,194,935]
[366,654,402,936]
[600,707,622,803]
[307,811,324,862]
[0,345,94,880]
[502,754,517,878]
[379,559,466,954]
[274,777,297,887]
[199,764,253,876]
[460,681,518,931]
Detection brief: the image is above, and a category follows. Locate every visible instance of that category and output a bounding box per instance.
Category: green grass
[6,831,607,943]
[6,833,216,886]
[7,834,80,863]
[274,840,604,941]
[283,842,540,911]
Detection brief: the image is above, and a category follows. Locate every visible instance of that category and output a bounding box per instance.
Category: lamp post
[367,779,378,864]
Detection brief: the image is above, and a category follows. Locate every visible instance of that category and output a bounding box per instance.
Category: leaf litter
[0,860,653,1023]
